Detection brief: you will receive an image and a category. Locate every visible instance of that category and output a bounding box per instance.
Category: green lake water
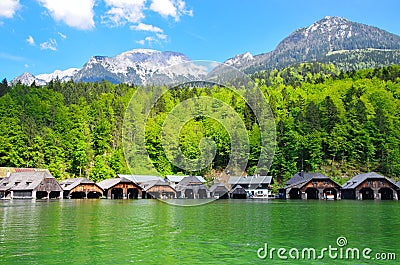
[0,199,399,264]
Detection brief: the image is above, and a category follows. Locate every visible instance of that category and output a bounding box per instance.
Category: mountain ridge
[234,16,400,73]
[11,16,400,85]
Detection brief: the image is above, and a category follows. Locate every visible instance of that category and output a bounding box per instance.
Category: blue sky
[1,0,400,80]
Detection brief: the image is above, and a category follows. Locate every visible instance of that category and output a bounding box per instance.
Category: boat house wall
[144,182,176,199]
[341,172,398,200]
[60,178,103,199]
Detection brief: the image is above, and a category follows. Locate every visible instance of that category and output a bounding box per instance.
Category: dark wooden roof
[342,172,397,189]
[284,172,340,189]
[286,172,329,185]
[230,185,247,194]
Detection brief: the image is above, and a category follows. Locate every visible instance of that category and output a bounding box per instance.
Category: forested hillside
[1,63,400,185]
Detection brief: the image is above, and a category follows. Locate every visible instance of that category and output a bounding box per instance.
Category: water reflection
[0,200,398,264]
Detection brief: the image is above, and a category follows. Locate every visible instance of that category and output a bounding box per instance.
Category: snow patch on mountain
[36,68,79,83]
[224,52,255,69]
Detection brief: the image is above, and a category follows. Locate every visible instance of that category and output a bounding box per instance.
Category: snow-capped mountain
[74,49,207,85]
[227,16,400,73]
[36,68,79,83]
[223,52,254,69]
[12,49,208,86]
[11,72,46,86]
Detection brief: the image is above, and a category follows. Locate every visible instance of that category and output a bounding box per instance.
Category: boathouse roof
[342,172,397,189]
[230,185,247,194]
[165,175,206,183]
[286,172,329,186]
[117,174,164,184]
[0,171,62,192]
[209,182,229,193]
[97,177,135,190]
[141,180,176,192]
[228,176,273,185]
[175,176,208,191]
[283,172,341,190]
[59,178,98,191]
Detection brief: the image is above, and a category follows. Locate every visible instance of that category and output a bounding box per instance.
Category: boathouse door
[360,188,374,200]
[305,188,319,199]
[379,188,393,200]
[289,188,301,199]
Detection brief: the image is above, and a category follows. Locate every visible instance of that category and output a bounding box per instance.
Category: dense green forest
[1,63,400,185]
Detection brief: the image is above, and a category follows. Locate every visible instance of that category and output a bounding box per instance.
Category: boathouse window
[312,181,317,185]
[14,182,20,186]
[257,190,263,195]
[380,180,384,185]
[368,180,372,185]
[13,191,32,197]
[324,180,328,185]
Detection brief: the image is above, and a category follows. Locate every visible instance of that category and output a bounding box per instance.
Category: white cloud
[26,35,35,46]
[38,0,95,30]
[149,0,192,21]
[130,23,163,33]
[24,64,29,68]
[136,36,157,45]
[0,0,20,18]
[58,32,67,40]
[103,0,146,26]
[156,33,167,40]
[137,34,168,46]
[150,0,176,18]
[40,39,57,51]
[145,36,156,43]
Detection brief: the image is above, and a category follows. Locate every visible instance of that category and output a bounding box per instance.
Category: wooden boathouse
[60,178,103,199]
[0,171,62,199]
[141,180,176,199]
[229,185,247,199]
[97,177,142,199]
[175,176,209,199]
[209,182,229,199]
[165,175,206,189]
[280,172,341,200]
[341,172,399,200]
